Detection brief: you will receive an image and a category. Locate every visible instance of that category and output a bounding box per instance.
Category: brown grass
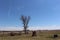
[0,30,60,40]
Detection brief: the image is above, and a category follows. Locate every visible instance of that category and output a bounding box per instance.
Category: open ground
[0,30,60,40]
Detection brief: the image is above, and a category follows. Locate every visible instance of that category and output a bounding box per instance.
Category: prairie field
[0,30,60,40]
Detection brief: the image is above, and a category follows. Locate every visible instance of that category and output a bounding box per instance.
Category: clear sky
[0,0,60,30]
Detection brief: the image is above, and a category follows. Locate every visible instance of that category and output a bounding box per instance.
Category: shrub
[32,31,37,37]
[10,32,15,36]
[53,34,58,38]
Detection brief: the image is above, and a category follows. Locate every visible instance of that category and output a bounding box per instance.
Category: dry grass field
[0,30,60,40]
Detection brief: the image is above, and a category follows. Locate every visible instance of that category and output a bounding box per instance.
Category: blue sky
[0,0,60,30]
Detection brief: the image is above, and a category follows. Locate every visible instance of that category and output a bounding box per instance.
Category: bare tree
[21,15,30,34]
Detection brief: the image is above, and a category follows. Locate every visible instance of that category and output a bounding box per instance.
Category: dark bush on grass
[10,32,15,36]
[32,31,36,37]
[53,34,58,38]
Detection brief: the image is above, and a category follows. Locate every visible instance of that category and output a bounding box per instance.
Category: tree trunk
[24,26,27,34]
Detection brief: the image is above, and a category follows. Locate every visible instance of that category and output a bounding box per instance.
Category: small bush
[10,32,15,36]
[32,31,37,37]
[53,34,58,38]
